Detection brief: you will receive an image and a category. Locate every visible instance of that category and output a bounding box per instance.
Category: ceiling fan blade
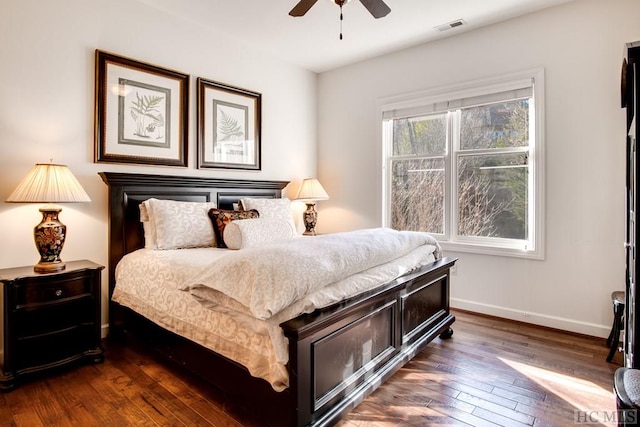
[359,0,391,18]
[289,0,319,17]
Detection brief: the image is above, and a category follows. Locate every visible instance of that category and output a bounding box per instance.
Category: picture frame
[197,77,261,170]
[94,50,189,167]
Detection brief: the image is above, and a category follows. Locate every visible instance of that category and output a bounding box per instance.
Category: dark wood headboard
[99,172,289,295]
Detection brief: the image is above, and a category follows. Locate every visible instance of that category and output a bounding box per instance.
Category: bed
[99,171,456,427]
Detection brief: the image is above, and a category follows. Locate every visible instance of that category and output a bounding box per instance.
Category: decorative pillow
[139,201,157,249]
[208,208,259,248]
[145,198,217,250]
[223,218,296,250]
[239,198,297,235]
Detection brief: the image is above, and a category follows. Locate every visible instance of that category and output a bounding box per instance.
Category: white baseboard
[451,298,611,339]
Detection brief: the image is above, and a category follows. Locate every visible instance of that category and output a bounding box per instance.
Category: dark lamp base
[33,206,67,274]
[303,202,318,236]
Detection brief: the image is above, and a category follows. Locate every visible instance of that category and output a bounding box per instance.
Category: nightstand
[0,260,104,390]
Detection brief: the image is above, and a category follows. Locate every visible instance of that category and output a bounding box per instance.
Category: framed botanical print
[197,77,261,170]
[94,50,189,166]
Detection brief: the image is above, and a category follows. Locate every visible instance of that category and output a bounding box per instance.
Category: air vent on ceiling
[435,19,466,32]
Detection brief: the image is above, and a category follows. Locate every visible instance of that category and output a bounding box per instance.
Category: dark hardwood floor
[0,310,619,426]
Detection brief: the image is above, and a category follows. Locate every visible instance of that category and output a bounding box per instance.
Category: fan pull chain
[339,4,343,40]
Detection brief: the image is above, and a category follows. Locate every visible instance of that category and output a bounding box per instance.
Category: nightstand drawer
[13,297,95,339]
[14,324,96,372]
[14,275,93,308]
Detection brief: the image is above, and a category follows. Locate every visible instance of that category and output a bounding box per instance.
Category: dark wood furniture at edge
[99,171,456,427]
[0,260,104,391]
[614,41,640,427]
[624,42,640,368]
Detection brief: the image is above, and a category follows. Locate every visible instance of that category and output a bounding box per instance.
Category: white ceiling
[137,0,574,73]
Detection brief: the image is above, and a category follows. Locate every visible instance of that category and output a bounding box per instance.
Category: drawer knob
[55,289,63,297]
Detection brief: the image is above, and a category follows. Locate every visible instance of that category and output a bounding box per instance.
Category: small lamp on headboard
[6,163,91,273]
[295,178,329,236]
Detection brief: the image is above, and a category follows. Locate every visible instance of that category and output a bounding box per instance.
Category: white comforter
[114,228,441,391]
[181,228,441,320]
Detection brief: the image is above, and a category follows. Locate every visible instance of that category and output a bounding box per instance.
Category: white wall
[317,0,640,337]
[0,0,317,332]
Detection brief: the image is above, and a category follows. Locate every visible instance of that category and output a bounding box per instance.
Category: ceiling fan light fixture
[289,0,390,19]
[289,0,390,40]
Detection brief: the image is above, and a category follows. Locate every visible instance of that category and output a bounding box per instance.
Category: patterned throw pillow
[208,208,260,248]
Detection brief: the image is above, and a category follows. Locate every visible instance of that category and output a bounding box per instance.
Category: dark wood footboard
[100,172,456,427]
[283,256,456,426]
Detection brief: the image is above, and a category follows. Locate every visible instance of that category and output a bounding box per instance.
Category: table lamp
[6,163,91,273]
[295,178,329,236]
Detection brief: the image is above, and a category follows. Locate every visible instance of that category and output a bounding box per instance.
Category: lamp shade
[6,163,91,203]
[295,178,329,202]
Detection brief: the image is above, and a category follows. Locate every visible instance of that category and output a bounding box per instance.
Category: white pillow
[145,198,217,250]
[240,198,297,235]
[223,218,295,250]
[139,201,157,249]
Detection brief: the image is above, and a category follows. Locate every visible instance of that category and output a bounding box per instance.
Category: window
[381,69,544,259]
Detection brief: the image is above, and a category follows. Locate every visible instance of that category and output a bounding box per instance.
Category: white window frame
[379,68,545,260]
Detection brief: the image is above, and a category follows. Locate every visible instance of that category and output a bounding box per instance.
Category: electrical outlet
[450,264,457,275]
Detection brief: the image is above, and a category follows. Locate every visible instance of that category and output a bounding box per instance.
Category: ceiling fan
[289,0,391,39]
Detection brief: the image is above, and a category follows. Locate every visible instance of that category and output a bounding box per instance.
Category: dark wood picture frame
[197,77,261,170]
[94,50,189,167]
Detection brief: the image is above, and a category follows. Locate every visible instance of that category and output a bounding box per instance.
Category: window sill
[439,240,544,260]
